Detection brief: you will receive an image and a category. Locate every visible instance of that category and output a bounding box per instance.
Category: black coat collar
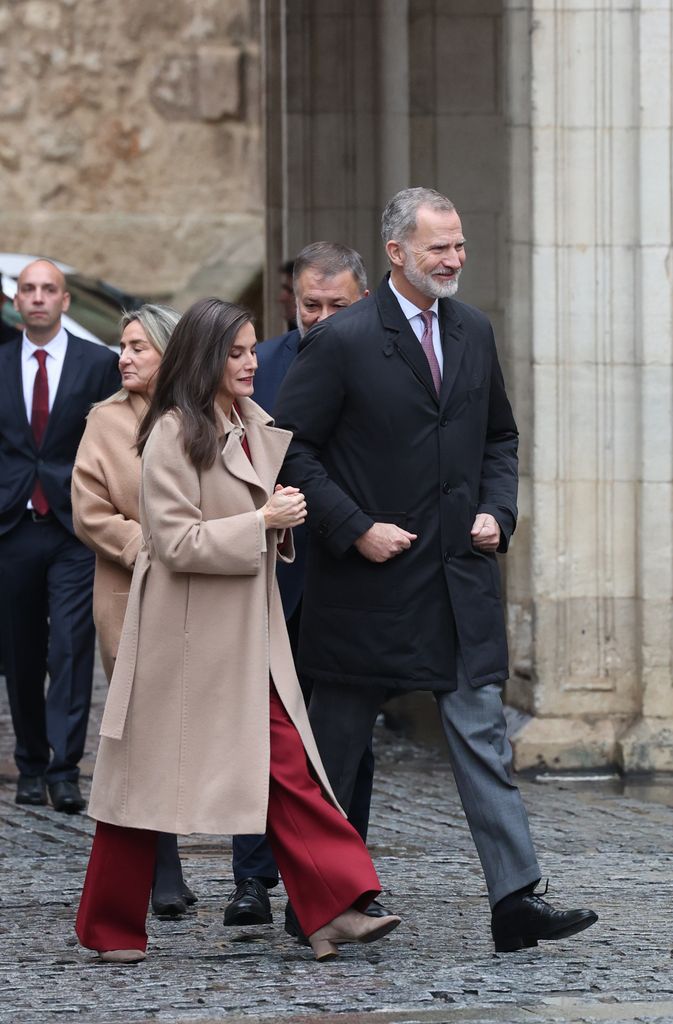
[375,276,466,408]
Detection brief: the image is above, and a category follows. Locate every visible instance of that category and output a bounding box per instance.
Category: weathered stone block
[197,47,242,121]
[511,715,624,772]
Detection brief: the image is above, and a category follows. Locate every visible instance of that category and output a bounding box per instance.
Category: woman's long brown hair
[137,298,252,471]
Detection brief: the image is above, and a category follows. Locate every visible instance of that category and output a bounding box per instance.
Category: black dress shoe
[16,774,47,806]
[491,891,598,952]
[151,832,194,917]
[223,878,272,927]
[182,884,198,907]
[47,780,85,814]
[152,892,187,917]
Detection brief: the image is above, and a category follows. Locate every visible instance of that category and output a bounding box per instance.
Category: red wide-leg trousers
[76,684,380,952]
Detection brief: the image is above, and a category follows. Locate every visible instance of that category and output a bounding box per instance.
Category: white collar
[22,326,68,359]
[388,277,439,323]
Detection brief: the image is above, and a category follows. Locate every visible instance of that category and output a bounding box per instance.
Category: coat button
[442,481,451,494]
[444,550,452,563]
[440,416,448,427]
[318,522,328,536]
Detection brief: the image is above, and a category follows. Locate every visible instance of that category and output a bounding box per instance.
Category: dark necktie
[30,349,50,515]
[420,310,441,396]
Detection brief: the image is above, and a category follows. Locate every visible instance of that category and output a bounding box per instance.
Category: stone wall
[0,0,264,307]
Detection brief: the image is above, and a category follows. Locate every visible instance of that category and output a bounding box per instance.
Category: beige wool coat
[87,398,340,836]
[71,392,147,681]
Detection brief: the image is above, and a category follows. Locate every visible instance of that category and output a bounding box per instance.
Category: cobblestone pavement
[1,661,673,1024]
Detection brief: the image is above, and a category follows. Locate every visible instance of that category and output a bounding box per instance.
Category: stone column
[504,0,673,771]
[618,1,673,771]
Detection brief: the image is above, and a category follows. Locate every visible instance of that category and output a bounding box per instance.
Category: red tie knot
[34,349,48,368]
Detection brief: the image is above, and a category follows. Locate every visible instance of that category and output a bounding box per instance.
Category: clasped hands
[354,512,501,563]
[262,485,307,530]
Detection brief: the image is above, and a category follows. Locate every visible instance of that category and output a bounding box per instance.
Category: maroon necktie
[30,349,50,515]
[420,310,441,396]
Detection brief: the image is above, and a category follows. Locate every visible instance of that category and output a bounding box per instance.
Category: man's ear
[385,240,404,268]
[62,291,71,313]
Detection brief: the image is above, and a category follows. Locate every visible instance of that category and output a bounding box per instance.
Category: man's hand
[470,513,501,552]
[354,522,418,563]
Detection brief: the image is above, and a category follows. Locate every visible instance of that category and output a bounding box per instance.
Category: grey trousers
[307,656,541,908]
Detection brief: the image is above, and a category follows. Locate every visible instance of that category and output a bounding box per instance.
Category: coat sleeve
[272,323,374,557]
[477,329,519,552]
[141,414,264,575]
[71,409,142,570]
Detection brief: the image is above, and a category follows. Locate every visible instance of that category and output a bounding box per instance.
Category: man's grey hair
[293,242,367,295]
[98,303,181,406]
[381,187,455,245]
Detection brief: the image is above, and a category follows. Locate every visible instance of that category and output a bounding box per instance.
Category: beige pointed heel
[97,949,146,964]
[308,907,401,962]
[310,937,339,962]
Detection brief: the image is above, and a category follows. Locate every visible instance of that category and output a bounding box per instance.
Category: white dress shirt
[388,277,443,375]
[21,327,69,422]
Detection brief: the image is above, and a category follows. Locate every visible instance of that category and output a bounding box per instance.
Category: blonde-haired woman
[72,304,195,917]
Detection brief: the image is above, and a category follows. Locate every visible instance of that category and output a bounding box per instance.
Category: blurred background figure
[72,304,196,918]
[0,259,119,813]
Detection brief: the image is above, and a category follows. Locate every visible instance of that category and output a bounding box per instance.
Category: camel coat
[87,398,340,836]
[71,392,147,681]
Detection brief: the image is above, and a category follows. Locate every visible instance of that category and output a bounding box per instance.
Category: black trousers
[0,513,95,782]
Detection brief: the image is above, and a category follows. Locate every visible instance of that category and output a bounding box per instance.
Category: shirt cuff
[256,509,267,553]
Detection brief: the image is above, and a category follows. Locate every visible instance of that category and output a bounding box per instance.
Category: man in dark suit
[225,242,379,931]
[0,259,120,812]
[273,188,598,952]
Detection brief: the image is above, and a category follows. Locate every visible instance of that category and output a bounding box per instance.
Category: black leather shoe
[152,891,187,917]
[16,774,47,806]
[223,878,272,927]
[182,884,198,907]
[284,901,309,945]
[491,891,598,952]
[47,780,85,814]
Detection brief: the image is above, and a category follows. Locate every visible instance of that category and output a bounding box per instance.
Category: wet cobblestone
[1,661,672,1024]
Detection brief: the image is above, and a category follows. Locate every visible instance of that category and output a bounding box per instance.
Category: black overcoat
[272,277,518,692]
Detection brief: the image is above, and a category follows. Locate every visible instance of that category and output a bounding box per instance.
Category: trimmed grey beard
[402,252,461,300]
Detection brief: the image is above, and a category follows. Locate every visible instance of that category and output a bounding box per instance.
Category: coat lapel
[218,399,291,499]
[375,280,439,406]
[41,333,82,448]
[437,298,466,408]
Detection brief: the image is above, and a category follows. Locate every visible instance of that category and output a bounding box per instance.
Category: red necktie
[30,349,50,515]
[420,310,441,396]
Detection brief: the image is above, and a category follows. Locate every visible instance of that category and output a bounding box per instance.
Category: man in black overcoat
[0,259,120,813]
[273,187,598,952]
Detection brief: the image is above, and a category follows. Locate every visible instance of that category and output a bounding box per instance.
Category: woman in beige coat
[72,304,196,918]
[75,298,400,965]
